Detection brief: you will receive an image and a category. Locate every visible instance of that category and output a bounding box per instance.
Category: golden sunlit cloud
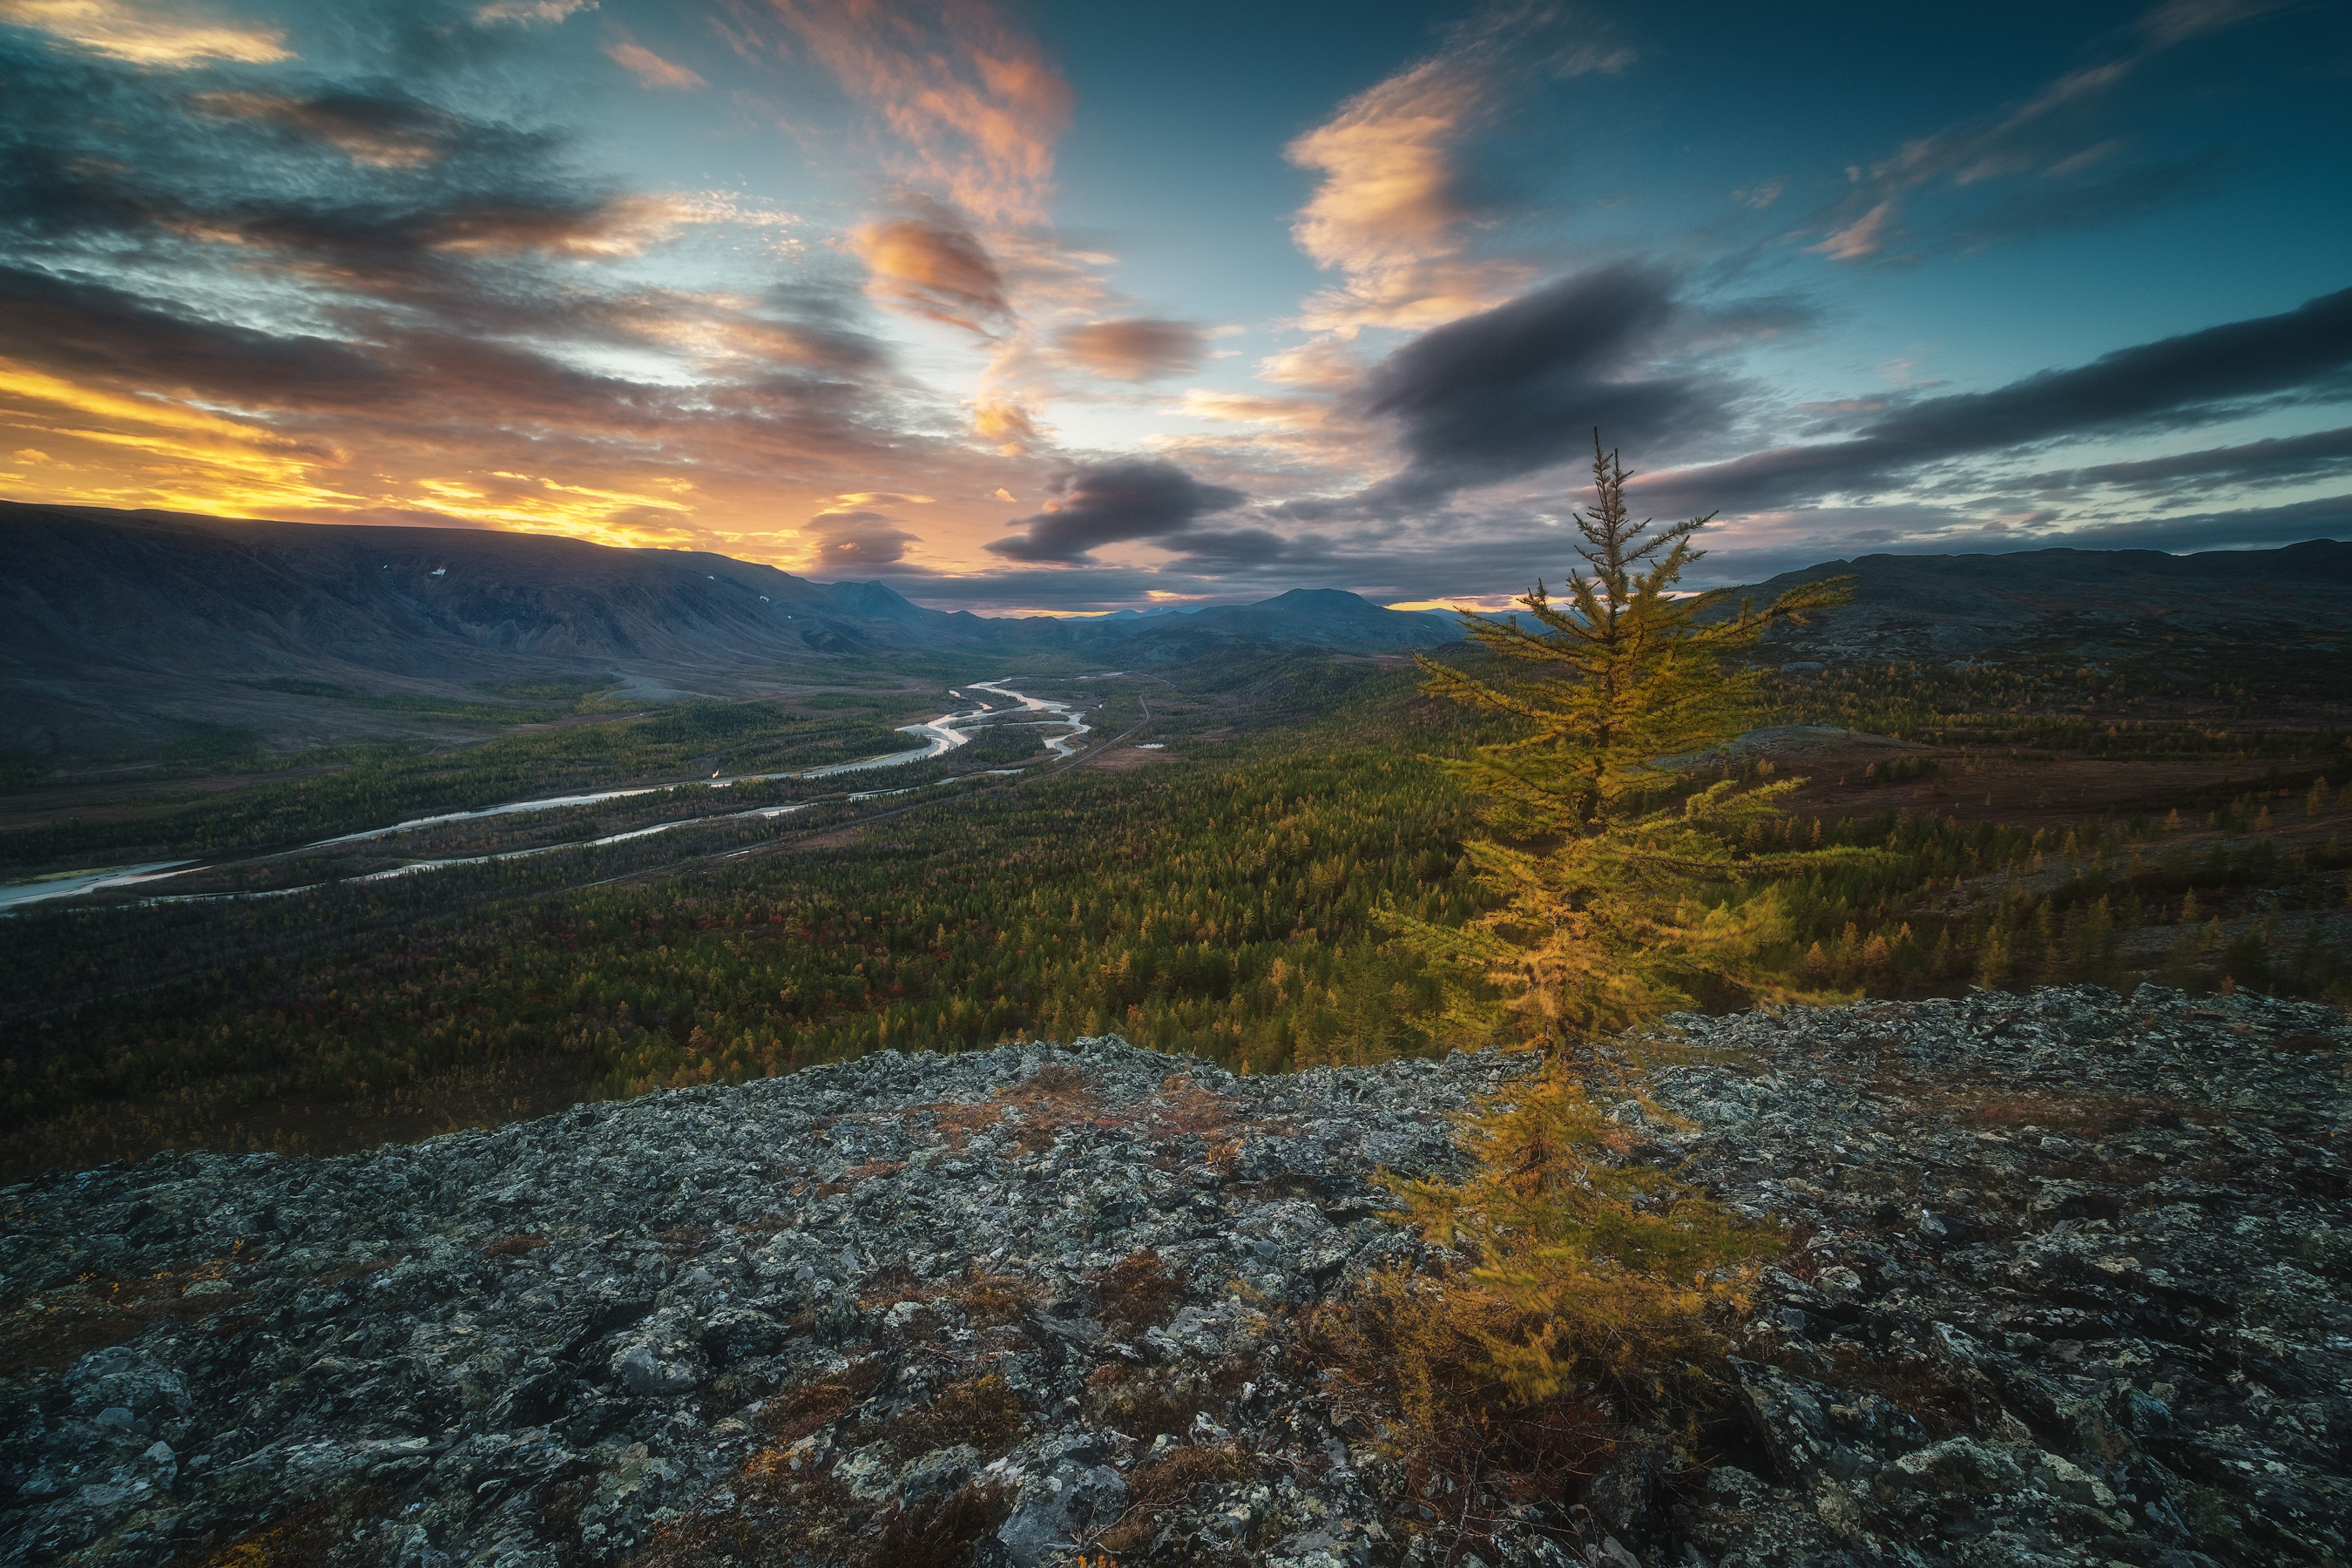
[1386,595,1511,613]
[851,210,1010,334]
[411,472,696,548]
[971,395,1037,456]
[425,193,700,257]
[606,39,706,91]
[0,0,290,64]
[474,0,594,24]
[1181,389,1330,429]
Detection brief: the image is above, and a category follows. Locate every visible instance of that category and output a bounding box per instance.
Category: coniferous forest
[3,636,2349,1180]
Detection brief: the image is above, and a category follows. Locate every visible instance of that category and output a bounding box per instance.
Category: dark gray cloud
[1346,261,1734,509]
[2021,424,2352,495]
[803,510,918,568]
[986,460,1247,564]
[1639,286,2352,517]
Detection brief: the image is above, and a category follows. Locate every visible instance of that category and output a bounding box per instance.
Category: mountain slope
[3,988,2343,1568]
[1726,538,2352,665]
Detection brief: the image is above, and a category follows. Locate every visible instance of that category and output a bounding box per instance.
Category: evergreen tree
[1397,435,1862,1045]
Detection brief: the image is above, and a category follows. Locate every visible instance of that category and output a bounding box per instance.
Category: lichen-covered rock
[2,986,2345,1568]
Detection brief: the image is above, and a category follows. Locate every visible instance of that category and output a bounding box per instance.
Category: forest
[1,645,2348,1180]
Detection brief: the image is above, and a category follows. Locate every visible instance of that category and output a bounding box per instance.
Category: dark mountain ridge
[0,502,1455,755]
[9,499,2347,758]
[1722,538,2352,665]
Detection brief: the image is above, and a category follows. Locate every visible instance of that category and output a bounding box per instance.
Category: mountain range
[0,502,1455,755]
[5,498,2349,758]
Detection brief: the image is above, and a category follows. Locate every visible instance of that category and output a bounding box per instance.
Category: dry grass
[862,1484,1015,1568]
[1092,1251,1187,1335]
[883,1374,1027,1459]
[758,1355,892,1446]
[482,1234,550,1259]
[948,1270,1037,1326]
[1142,1073,1239,1138]
[640,1369,1013,1568]
[1097,1443,1252,1553]
[1083,1355,1254,1443]
[4,1254,257,1375]
[178,1487,390,1568]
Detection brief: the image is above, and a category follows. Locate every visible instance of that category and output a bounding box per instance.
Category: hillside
[3,986,2345,1568]
[1727,539,2352,674]
[0,502,1458,757]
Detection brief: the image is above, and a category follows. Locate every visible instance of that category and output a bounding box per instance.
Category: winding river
[0,680,1096,909]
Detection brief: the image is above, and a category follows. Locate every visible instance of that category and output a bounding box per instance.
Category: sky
[0,0,2347,614]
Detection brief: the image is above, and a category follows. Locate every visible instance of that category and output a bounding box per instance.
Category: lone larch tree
[1400,433,1863,1046]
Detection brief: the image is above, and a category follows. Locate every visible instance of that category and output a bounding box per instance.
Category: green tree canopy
[1399,435,1864,1044]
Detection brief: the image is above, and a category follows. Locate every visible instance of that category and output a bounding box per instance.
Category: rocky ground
[3,984,2347,1568]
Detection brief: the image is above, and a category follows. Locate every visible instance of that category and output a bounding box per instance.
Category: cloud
[0,32,967,549]
[1639,285,2352,517]
[606,40,706,91]
[475,0,594,23]
[2024,424,2352,495]
[0,0,290,65]
[987,459,1246,564]
[1283,4,1624,333]
[2133,0,2288,48]
[191,91,463,168]
[1797,0,2287,264]
[849,204,1010,334]
[1053,318,1204,382]
[765,0,1071,227]
[803,508,918,567]
[1347,261,1746,507]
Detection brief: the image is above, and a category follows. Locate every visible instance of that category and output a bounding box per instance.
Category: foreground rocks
[2,984,2347,1568]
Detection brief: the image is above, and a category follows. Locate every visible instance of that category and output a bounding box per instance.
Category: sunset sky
[1,0,2346,612]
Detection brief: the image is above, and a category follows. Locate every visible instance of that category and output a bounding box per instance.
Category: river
[0,680,1094,909]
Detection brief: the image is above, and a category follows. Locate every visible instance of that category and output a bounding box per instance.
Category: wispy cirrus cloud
[0,22,996,551]
[605,38,705,91]
[764,0,1071,226]
[190,91,462,167]
[801,505,920,567]
[473,0,594,24]
[848,199,1010,336]
[764,0,1109,451]
[1801,0,2285,263]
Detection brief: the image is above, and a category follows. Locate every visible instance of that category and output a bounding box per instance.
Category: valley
[1,510,2348,1186]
